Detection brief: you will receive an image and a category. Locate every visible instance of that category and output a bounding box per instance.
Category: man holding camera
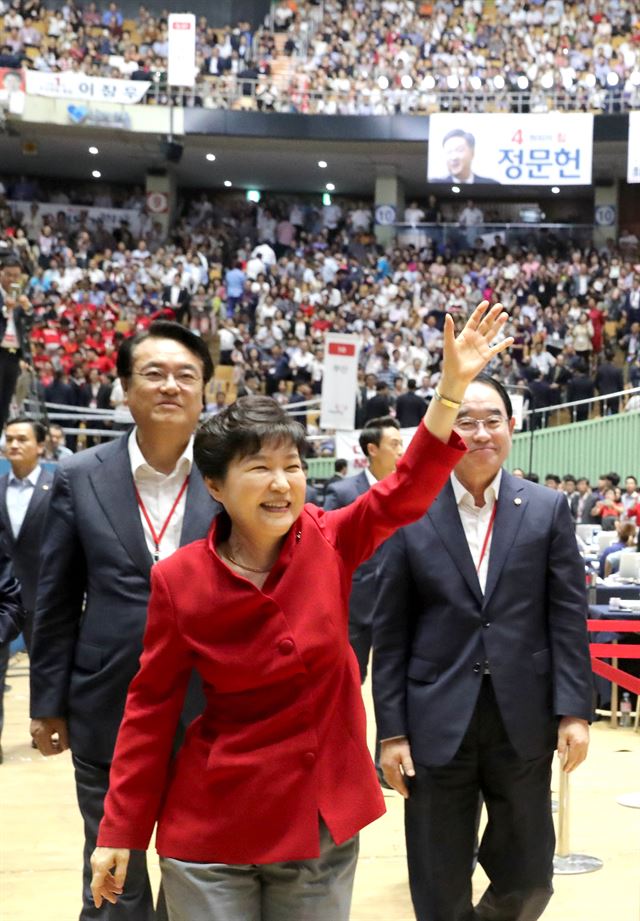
[0,255,32,430]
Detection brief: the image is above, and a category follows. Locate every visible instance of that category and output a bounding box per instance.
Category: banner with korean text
[25,71,150,105]
[320,335,361,431]
[627,112,640,183]
[428,113,593,186]
[168,13,196,87]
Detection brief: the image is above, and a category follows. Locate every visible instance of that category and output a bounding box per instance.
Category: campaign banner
[320,335,361,431]
[9,200,143,236]
[428,113,593,186]
[168,13,196,87]
[25,71,150,105]
[627,112,640,184]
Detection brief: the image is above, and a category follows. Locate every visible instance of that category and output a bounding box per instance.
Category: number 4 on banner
[511,129,523,144]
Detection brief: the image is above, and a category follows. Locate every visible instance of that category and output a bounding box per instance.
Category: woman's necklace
[222,550,272,574]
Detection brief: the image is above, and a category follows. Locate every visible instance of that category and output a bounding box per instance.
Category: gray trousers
[160,819,359,921]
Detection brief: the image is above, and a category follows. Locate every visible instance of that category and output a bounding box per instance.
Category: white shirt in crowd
[128,429,192,562]
[451,469,502,594]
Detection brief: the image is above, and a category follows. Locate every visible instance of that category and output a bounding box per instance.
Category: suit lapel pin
[296,530,302,542]
[514,497,522,506]
[42,484,50,491]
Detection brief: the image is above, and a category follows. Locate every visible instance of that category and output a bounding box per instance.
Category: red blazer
[98,424,464,864]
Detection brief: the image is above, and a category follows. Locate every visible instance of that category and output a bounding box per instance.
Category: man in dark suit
[0,254,32,430]
[162,268,191,325]
[595,350,624,415]
[29,322,220,921]
[324,416,404,682]
[373,375,592,921]
[0,416,53,762]
[364,381,392,424]
[0,417,54,650]
[395,379,428,428]
[566,360,595,421]
[570,477,597,524]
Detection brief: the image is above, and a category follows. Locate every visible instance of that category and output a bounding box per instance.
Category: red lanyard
[134,475,190,563]
[476,502,498,573]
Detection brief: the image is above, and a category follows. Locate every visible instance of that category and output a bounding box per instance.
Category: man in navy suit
[29,323,220,920]
[0,417,54,649]
[324,416,404,682]
[373,375,592,921]
[0,416,53,762]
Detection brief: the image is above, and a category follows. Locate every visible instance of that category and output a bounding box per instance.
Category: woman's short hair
[195,396,307,480]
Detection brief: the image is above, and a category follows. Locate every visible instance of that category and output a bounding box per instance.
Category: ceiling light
[630,71,640,87]
[318,160,327,168]
[223,180,232,187]
[401,74,413,89]
[206,153,216,161]
[469,76,482,91]
[540,72,554,89]
[551,186,560,194]
[493,75,505,90]
[88,146,99,155]
[451,185,461,194]
[584,73,596,88]
[606,71,619,87]
[424,75,436,90]
[377,75,389,90]
[325,182,335,191]
[516,75,529,90]
[447,74,460,90]
[91,170,101,178]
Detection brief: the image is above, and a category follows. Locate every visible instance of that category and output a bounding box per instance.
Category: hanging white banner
[320,334,361,431]
[25,70,150,105]
[168,13,197,87]
[627,112,640,183]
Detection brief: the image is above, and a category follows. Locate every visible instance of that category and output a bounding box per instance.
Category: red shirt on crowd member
[626,502,640,524]
[588,302,605,354]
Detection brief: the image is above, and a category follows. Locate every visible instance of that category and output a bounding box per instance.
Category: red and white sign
[146,191,169,214]
[320,334,361,431]
[168,13,196,87]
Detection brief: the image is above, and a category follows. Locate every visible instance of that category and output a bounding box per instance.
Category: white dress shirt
[451,469,503,593]
[6,465,42,538]
[128,429,193,562]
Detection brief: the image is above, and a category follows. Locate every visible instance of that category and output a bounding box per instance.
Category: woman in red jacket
[91,301,512,921]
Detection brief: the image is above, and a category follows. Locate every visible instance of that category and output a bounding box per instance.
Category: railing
[143,76,640,115]
[395,222,595,254]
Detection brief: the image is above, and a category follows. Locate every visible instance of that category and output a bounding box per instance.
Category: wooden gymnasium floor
[1,651,639,921]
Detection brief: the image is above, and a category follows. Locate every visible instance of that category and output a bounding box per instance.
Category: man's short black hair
[563,475,577,485]
[545,474,561,485]
[471,373,513,418]
[375,381,388,392]
[442,129,475,150]
[194,395,307,481]
[359,415,400,458]
[407,379,417,390]
[0,253,22,271]
[5,416,47,443]
[116,321,213,384]
[334,458,348,473]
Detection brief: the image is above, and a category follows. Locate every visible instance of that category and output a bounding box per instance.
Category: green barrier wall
[509,412,638,481]
[307,412,638,482]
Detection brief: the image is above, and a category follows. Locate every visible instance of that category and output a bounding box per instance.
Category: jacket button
[483,621,490,628]
[473,662,481,673]
[303,752,316,767]
[278,638,295,655]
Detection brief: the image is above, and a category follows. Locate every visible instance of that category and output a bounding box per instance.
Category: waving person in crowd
[89,302,512,921]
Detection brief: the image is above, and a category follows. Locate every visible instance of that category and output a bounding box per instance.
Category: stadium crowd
[1,178,639,450]
[1,0,640,112]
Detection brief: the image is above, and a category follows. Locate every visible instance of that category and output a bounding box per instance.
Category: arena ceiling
[0,122,629,201]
